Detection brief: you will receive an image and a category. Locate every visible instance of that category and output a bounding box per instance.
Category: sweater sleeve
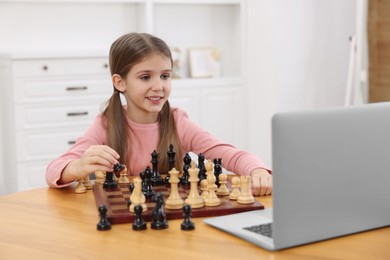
[173,108,271,176]
[45,115,107,188]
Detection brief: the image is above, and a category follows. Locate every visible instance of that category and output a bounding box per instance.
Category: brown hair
[102,32,183,174]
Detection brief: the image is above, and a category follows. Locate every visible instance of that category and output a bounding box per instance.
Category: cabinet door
[200,86,245,149]
[17,161,49,191]
[169,88,201,125]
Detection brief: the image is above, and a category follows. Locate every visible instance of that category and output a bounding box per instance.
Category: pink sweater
[46,107,270,188]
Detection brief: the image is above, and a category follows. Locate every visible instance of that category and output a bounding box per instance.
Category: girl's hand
[250,168,272,196]
[60,145,120,184]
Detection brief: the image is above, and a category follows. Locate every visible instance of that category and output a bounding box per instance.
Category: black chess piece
[150,150,164,186]
[143,166,156,199]
[97,204,111,231]
[165,144,176,183]
[180,153,191,186]
[198,153,207,181]
[132,205,147,231]
[181,204,195,231]
[213,158,223,186]
[151,193,168,230]
[103,170,118,189]
[113,163,125,175]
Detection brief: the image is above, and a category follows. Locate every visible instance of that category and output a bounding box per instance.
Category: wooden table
[0,185,389,259]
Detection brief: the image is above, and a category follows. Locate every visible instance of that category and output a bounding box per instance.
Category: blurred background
[0,0,388,195]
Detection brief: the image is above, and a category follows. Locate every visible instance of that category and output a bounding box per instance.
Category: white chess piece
[205,161,221,207]
[165,168,184,210]
[216,173,229,196]
[95,171,106,184]
[129,177,147,212]
[229,176,241,200]
[118,166,130,184]
[200,179,209,201]
[75,179,87,194]
[185,161,204,208]
[237,175,254,204]
[83,175,93,190]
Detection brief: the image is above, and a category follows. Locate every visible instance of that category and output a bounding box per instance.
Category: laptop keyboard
[243,223,273,238]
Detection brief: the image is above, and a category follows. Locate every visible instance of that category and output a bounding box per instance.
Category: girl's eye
[161,73,171,80]
[140,75,150,80]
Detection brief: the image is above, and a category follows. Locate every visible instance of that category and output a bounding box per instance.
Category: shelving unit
[0,0,247,193]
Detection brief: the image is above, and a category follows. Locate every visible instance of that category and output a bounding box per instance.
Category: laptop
[204,102,390,251]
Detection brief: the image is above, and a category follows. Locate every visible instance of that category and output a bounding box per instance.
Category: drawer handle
[66,86,88,91]
[67,111,89,117]
[68,140,76,145]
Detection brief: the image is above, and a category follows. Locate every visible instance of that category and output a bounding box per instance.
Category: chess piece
[132,205,147,231]
[200,179,209,200]
[216,173,229,196]
[75,179,87,194]
[213,158,223,186]
[197,153,207,181]
[180,153,191,186]
[103,170,118,189]
[165,168,184,210]
[151,193,168,230]
[181,204,195,231]
[83,175,93,190]
[97,204,111,231]
[118,165,130,184]
[143,166,156,199]
[237,176,255,204]
[150,150,164,186]
[229,176,241,200]
[95,170,106,184]
[205,160,217,191]
[205,161,221,207]
[165,144,176,183]
[129,177,147,213]
[184,161,204,208]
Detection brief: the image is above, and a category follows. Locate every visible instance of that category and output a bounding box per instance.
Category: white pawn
[229,176,241,200]
[216,173,229,196]
[200,179,209,201]
[165,168,184,210]
[185,161,204,208]
[75,179,87,194]
[83,175,93,190]
[118,166,130,184]
[95,171,106,184]
[237,175,255,204]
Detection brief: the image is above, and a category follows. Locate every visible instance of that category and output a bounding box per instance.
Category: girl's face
[114,53,172,124]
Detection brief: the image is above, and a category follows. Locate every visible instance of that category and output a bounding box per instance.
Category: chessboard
[93,181,265,224]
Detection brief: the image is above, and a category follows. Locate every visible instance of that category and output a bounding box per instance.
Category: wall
[247,0,358,166]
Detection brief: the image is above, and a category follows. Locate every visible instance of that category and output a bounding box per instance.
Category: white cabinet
[0,0,247,193]
[0,55,112,192]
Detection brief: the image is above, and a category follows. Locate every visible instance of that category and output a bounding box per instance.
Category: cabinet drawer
[15,104,101,129]
[16,129,85,162]
[12,58,110,77]
[14,78,112,103]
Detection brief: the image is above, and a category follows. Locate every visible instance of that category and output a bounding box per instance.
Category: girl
[46,32,272,196]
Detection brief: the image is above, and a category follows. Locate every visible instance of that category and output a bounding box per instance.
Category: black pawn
[97,204,111,231]
[151,193,168,230]
[213,158,223,186]
[180,153,191,186]
[143,166,156,199]
[198,153,207,181]
[132,205,147,231]
[150,150,164,186]
[165,144,176,183]
[181,204,195,231]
